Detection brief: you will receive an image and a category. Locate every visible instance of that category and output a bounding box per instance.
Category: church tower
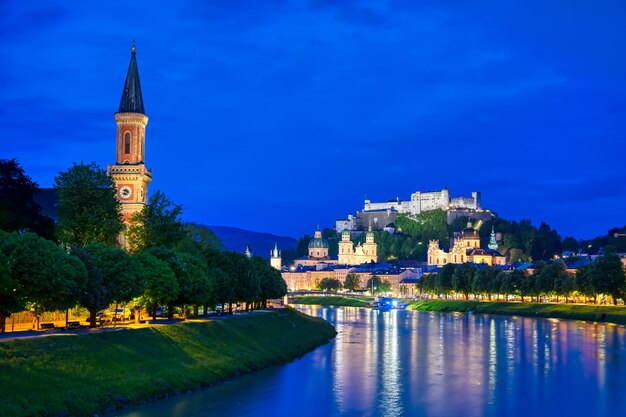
[108,44,152,247]
[245,245,253,258]
[362,225,378,260]
[270,242,282,270]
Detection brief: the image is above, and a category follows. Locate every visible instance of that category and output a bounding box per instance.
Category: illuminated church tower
[270,242,282,270]
[107,44,152,247]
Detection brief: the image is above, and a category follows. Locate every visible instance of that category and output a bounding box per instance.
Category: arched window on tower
[124,132,131,154]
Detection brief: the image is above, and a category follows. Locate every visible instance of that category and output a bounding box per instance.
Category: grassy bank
[292,296,369,307]
[0,308,336,417]
[408,300,626,325]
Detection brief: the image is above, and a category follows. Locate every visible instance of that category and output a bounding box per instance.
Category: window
[124,132,131,154]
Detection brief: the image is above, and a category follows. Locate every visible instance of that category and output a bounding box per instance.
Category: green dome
[308,237,329,249]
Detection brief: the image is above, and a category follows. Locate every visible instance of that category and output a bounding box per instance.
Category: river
[112,306,626,417]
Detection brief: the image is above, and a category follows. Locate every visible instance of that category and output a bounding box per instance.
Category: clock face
[119,186,132,200]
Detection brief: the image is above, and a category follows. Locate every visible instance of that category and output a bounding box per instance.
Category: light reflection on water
[112,307,626,417]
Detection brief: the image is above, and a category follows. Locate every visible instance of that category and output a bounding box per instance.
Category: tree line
[418,253,626,305]
[317,273,392,294]
[0,159,287,332]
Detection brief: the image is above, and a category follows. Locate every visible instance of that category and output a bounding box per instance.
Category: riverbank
[0,308,336,417]
[291,296,369,307]
[408,300,626,325]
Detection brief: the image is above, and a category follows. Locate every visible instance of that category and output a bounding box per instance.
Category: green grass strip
[0,308,336,417]
[407,300,626,325]
[291,296,369,307]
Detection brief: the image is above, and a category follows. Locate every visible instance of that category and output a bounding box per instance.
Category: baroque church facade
[107,45,152,248]
[427,223,506,266]
[338,227,378,265]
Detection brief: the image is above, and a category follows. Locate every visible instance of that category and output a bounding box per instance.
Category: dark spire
[118,42,145,114]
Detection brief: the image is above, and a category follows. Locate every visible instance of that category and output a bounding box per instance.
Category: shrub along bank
[0,308,336,417]
[408,300,626,325]
[292,296,370,307]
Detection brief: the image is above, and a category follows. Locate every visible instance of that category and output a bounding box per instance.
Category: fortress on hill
[336,188,493,232]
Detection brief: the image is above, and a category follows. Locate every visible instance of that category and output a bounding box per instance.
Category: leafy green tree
[252,257,286,307]
[177,224,221,255]
[378,279,392,294]
[0,159,55,239]
[452,264,476,300]
[128,190,186,252]
[366,275,383,294]
[2,232,86,329]
[134,251,179,320]
[503,269,526,300]
[77,243,143,326]
[209,265,234,313]
[55,162,123,247]
[471,267,497,300]
[489,272,504,300]
[590,254,626,305]
[562,237,579,253]
[318,277,342,292]
[214,251,258,311]
[554,268,575,302]
[436,264,456,299]
[575,266,595,302]
[0,234,20,332]
[344,273,361,291]
[418,274,437,296]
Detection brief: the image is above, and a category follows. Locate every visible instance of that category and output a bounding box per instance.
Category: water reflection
[112,307,626,417]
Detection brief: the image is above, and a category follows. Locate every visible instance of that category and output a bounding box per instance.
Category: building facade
[337,228,378,265]
[427,222,506,266]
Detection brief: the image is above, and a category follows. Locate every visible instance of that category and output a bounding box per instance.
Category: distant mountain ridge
[204,225,297,259]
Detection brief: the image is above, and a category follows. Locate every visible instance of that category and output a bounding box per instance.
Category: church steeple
[118,43,145,114]
[108,43,152,249]
[488,226,499,250]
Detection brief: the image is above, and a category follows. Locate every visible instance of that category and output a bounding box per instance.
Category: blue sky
[1,0,625,239]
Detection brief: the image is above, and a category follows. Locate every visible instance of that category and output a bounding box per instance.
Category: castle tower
[107,44,152,247]
[245,244,252,258]
[362,225,378,260]
[270,242,282,270]
[488,226,498,250]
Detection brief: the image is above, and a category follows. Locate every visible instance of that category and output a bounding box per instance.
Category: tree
[436,264,456,299]
[590,254,626,305]
[378,279,392,294]
[344,273,361,292]
[575,266,595,302]
[0,231,25,332]
[134,251,179,320]
[2,232,86,329]
[76,243,143,327]
[253,257,287,307]
[318,277,342,292]
[55,162,123,247]
[472,268,496,300]
[562,237,579,253]
[366,275,383,294]
[127,190,186,252]
[452,264,476,300]
[0,159,54,239]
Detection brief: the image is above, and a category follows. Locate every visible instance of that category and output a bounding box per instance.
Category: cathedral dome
[308,236,329,249]
[461,221,479,239]
[309,228,329,249]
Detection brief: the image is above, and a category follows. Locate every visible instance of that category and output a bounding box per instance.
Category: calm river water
[112,306,626,417]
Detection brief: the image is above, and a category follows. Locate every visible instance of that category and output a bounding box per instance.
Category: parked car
[112,308,131,321]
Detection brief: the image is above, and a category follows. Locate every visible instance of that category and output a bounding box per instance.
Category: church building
[427,222,506,266]
[107,45,152,248]
[338,227,378,265]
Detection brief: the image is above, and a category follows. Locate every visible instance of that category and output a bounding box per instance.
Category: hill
[204,225,297,258]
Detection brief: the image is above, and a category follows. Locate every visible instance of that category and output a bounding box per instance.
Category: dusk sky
[1,1,625,240]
